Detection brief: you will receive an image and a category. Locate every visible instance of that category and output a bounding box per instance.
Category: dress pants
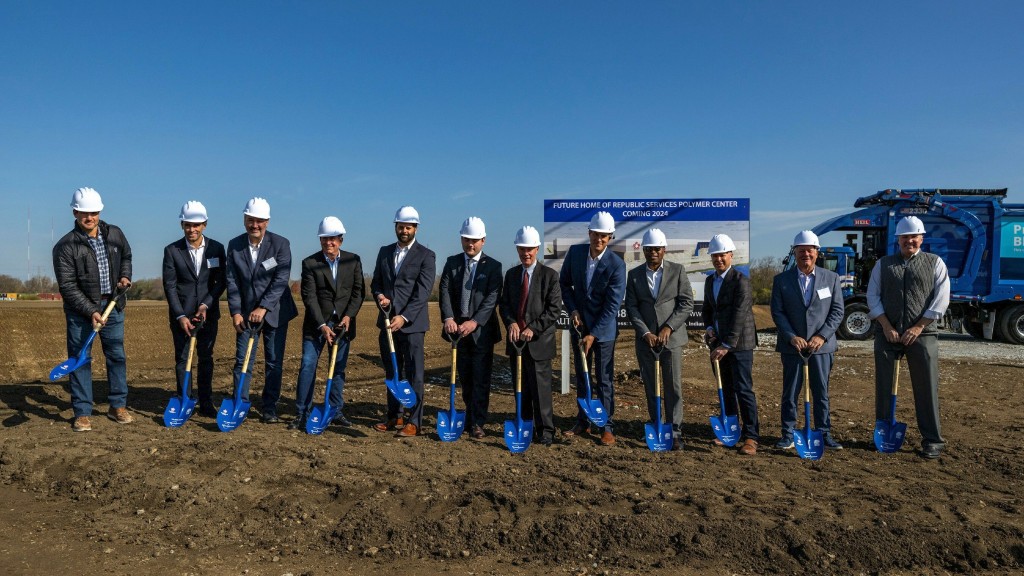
[232,322,289,416]
[874,334,944,449]
[510,346,554,440]
[378,329,425,428]
[456,334,495,429]
[571,334,616,432]
[170,320,218,405]
[719,348,759,441]
[637,342,684,438]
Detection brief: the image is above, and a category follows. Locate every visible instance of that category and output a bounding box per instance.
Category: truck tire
[838,302,874,340]
[997,304,1024,345]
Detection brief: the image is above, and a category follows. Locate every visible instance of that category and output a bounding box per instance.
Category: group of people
[54,186,949,459]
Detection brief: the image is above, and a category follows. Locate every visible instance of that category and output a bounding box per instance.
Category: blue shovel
[306,328,342,435]
[436,333,466,442]
[573,326,607,428]
[504,338,533,453]
[709,358,740,447]
[49,285,127,381]
[217,321,260,432]
[380,304,417,408]
[874,350,908,453]
[644,344,673,452]
[793,350,824,460]
[163,318,205,427]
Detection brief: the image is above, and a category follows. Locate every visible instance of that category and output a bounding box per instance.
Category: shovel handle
[92,283,129,330]
[711,358,723,392]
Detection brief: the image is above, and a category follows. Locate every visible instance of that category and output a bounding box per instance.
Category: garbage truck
[791,188,1024,343]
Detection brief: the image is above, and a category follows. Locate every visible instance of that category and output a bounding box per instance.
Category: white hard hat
[708,234,736,255]
[179,200,208,223]
[895,216,926,236]
[641,228,667,247]
[459,216,486,239]
[514,225,541,248]
[394,205,420,224]
[70,187,104,212]
[318,216,346,237]
[243,197,271,219]
[588,211,616,234]
[791,230,820,248]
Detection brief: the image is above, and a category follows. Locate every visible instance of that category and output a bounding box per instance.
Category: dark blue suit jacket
[559,244,626,342]
[770,266,844,355]
[225,231,299,329]
[371,241,436,334]
[162,236,226,322]
[438,252,502,344]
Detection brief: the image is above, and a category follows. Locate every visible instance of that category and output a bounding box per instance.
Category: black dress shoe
[198,403,217,418]
[540,435,554,446]
[287,418,304,430]
[333,414,352,427]
[261,413,280,424]
[919,444,944,459]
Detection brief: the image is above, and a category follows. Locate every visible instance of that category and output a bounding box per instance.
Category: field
[0,300,1022,575]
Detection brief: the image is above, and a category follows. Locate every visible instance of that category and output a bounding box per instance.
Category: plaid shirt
[87,232,113,295]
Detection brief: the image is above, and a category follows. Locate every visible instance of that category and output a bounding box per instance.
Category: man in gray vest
[867,215,950,459]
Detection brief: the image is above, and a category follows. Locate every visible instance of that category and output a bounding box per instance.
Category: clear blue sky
[3,1,1022,280]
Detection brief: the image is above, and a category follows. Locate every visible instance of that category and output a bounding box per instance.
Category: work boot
[107,407,134,424]
[72,416,92,432]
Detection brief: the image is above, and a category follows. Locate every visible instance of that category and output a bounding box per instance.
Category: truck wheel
[838,302,874,340]
[997,305,1024,345]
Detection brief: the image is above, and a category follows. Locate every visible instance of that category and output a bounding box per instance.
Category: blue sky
[3,2,1022,280]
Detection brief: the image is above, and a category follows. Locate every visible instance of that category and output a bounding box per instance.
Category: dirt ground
[0,300,1021,575]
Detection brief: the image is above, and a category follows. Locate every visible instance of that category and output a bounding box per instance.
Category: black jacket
[53,220,133,318]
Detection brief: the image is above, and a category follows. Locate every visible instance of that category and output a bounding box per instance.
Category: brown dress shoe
[470,425,485,440]
[107,407,134,424]
[395,423,419,437]
[738,438,758,455]
[712,438,725,447]
[373,417,404,432]
[563,423,590,438]
[599,429,616,446]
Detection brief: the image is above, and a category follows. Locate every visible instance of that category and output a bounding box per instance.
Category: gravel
[755,331,1024,365]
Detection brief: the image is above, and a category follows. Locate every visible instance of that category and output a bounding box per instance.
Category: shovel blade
[503,419,533,453]
[305,406,334,435]
[709,414,740,447]
[49,355,90,381]
[386,377,417,408]
[874,420,907,453]
[436,410,465,442]
[794,429,824,460]
[644,422,673,452]
[577,398,608,428]
[163,395,196,428]
[216,398,251,432]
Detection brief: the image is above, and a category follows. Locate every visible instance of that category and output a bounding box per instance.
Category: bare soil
[0,301,1021,575]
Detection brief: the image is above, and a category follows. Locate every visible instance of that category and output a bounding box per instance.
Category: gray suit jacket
[225,231,299,329]
[624,261,694,349]
[770,265,845,355]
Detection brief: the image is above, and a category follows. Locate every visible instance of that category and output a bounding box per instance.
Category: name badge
[817,287,832,300]
[207,257,220,268]
[262,257,278,271]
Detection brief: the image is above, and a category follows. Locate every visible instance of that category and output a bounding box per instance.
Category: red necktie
[516,270,529,329]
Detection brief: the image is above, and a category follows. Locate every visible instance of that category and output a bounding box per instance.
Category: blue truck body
[795,188,1024,343]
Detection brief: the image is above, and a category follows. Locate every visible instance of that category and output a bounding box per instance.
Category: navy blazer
[438,252,502,344]
[162,236,226,322]
[300,249,364,340]
[225,231,299,329]
[769,265,845,355]
[370,241,436,334]
[559,244,626,342]
[702,267,757,351]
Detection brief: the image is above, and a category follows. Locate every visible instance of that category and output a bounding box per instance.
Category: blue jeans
[232,322,289,415]
[66,308,127,417]
[294,336,349,418]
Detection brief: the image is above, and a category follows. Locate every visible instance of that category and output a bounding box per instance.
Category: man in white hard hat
[625,228,694,450]
[370,206,436,437]
[225,197,299,424]
[770,231,845,451]
[559,211,627,446]
[439,217,503,439]
[867,215,950,459]
[52,187,134,431]
[702,233,760,455]
[499,226,562,446]
[290,216,364,430]
[162,201,227,417]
